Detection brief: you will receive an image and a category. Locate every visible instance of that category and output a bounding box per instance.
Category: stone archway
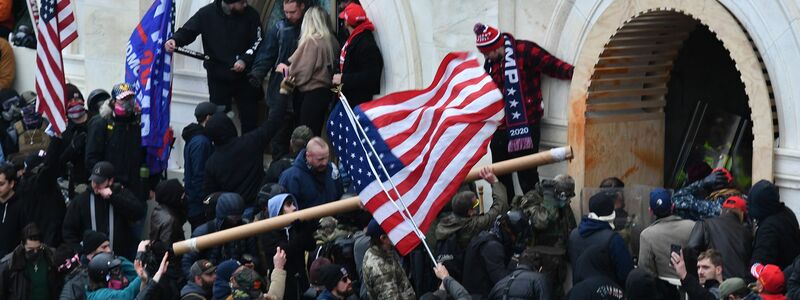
[567,0,776,195]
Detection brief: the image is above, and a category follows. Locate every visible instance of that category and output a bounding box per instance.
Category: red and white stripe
[358,52,504,254]
[35,0,78,135]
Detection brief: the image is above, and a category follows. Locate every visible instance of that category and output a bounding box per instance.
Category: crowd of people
[0,0,797,299]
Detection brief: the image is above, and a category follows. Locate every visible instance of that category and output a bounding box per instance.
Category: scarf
[339,20,375,72]
[499,34,534,152]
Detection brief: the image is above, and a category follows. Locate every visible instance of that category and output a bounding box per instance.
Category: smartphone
[670,244,682,255]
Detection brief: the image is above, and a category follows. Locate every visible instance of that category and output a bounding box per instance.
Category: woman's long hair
[298,6,335,57]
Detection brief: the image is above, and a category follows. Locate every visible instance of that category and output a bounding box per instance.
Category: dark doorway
[664,24,753,190]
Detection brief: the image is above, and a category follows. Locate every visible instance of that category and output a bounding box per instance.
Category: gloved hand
[701,170,728,190]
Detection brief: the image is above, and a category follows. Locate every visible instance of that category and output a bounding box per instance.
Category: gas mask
[25,248,41,262]
[2,96,20,122]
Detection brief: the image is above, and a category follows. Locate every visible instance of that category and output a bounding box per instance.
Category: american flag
[328,52,504,255]
[35,0,78,135]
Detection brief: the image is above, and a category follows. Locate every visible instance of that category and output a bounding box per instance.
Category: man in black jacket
[463,209,532,297]
[671,249,724,300]
[0,163,22,258]
[18,136,67,247]
[183,102,220,229]
[248,0,305,159]
[0,224,59,300]
[165,0,263,133]
[487,248,552,300]
[748,180,800,270]
[688,195,753,280]
[333,2,383,108]
[62,161,147,261]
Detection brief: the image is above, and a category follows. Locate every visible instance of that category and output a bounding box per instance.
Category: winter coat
[150,181,187,285]
[425,276,471,300]
[59,267,88,300]
[84,114,109,175]
[750,206,800,269]
[315,290,339,300]
[637,215,695,279]
[182,193,257,280]
[212,259,241,300]
[278,150,343,209]
[258,194,315,300]
[60,121,89,194]
[673,179,742,221]
[687,211,753,280]
[486,265,551,300]
[263,155,293,184]
[249,18,300,109]
[0,193,24,257]
[0,245,59,300]
[362,245,415,300]
[203,113,272,205]
[180,281,210,300]
[182,123,213,219]
[86,276,142,300]
[462,230,511,296]
[19,137,67,247]
[61,186,146,261]
[785,255,800,299]
[287,36,338,92]
[435,182,508,250]
[339,30,383,107]
[568,217,633,286]
[171,0,262,83]
[680,274,719,300]
[566,277,624,300]
[106,118,144,194]
[624,268,680,300]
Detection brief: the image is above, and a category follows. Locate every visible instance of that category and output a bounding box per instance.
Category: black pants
[294,87,333,136]
[208,78,262,133]
[490,123,541,200]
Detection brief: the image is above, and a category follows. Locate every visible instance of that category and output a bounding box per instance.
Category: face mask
[221,217,243,230]
[25,249,41,262]
[106,268,129,290]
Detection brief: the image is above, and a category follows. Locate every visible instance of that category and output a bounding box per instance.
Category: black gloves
[701,170,729,190]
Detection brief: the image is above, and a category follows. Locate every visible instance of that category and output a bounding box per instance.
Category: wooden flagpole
[173,146,574,255]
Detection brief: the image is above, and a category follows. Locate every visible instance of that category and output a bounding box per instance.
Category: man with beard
[317,264,354,300]
[181,259,217,300]
[279,137,342,209]
[181,192,258,279]
[0,223,59,300]
[165,0,262,133]
[62,161,147,260]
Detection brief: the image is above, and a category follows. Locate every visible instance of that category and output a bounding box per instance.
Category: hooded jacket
[171,0,262,83]
[249,18,300,109]
[339,29,383,108]
[60,121,89,194]
[748,180,800,269]
[18,137,67,247]
[568,217,633,286]
[278,150,343,209]
[624,268,680,300]
[486,265,551,300]
[462,230,511,296]
[212,259,240,300]
[258,194,315,300]
[0,192,23,258]
[182,123,213,218]
[61,185,145,261]
[181,281,211,300]
[565,244,624,300]
[435,182,508,250]
[150,179,187,244]
[203,113,273,205]
[182,193,257,279]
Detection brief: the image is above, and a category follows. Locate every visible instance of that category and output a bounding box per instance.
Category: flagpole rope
[337,92,438,265]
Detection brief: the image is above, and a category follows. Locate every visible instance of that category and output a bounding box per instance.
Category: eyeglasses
[340,275,351,283]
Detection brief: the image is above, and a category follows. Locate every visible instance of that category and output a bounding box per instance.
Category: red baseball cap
[722,195,747,212]
[338,3,368,27]
[752,264,785,294]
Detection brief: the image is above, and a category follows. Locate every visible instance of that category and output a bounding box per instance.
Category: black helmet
[86,89,111,115]
[494,209,531,254]
[88,252,121,282]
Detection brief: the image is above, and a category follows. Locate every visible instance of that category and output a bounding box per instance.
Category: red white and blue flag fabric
[327,52,505,255]
[35,0,78,135]
[125,0,174,174]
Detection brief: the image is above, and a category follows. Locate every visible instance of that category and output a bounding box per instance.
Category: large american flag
[328,52,504,255]
[35,0,78,135]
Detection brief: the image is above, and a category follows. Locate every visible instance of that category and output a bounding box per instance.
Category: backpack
[435,231,465,282]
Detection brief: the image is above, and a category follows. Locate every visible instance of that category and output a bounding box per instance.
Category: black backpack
[435,232,464,282]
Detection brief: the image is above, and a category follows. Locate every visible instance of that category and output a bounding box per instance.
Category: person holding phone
[638,188,695,279]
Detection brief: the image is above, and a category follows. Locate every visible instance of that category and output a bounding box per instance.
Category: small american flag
[328,52,504,255]
[35,0,78,135]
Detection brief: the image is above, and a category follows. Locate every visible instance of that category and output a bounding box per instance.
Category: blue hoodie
[569,217,634,286]
[212,259,241,300]
[268,193,294,218]
[278,149,343,209]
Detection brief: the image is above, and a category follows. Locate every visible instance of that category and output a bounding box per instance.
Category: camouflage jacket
[673,180,742,221]
[516,187,577,251]
[435,182,509,249]
[362,245,416,300]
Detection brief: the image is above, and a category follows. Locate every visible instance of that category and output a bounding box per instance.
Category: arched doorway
[567,1,776,196]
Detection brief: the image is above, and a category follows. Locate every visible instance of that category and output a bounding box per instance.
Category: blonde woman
[285,6,339,136]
